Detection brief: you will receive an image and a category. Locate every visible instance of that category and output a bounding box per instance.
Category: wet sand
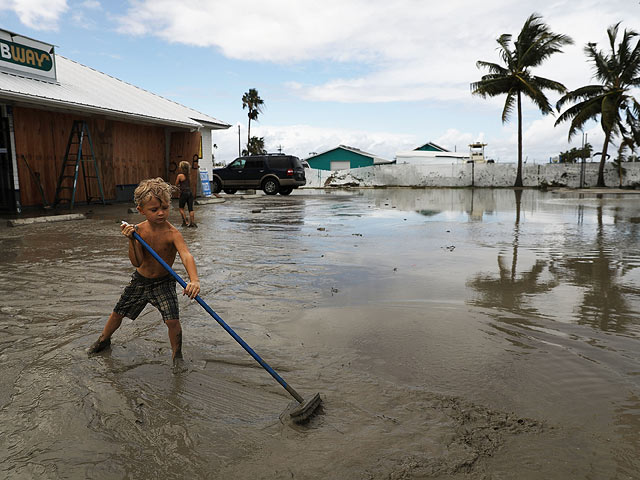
[1,188,639,479]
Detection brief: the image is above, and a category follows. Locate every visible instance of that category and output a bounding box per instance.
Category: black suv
[210,154,306,195]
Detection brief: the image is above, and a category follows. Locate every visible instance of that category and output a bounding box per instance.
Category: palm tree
[242,88,265,153]
[556,23,640,187]
[471,13,573,187]
[242,136,266,156]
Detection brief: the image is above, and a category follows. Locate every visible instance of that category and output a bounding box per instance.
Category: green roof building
[414,142,449,152]
[305,145,391,171]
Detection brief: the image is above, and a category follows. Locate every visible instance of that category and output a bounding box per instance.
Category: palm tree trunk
[514,90,524,187]
[597,129,611,187]
[247,116,252,151]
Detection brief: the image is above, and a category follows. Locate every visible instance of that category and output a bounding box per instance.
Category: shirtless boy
[88,177,200,369]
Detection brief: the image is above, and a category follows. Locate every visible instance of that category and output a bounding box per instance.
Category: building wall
[168,129,202,195]
[12,105,201,207]
[307,148,374,171]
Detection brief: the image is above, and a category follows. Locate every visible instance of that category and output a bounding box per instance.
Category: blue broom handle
[128,226,304,403]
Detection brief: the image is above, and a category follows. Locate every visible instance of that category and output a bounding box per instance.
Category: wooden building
[305,145,391,171]
[0,29,229,212]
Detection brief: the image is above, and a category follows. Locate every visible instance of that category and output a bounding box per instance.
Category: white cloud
[208,114,606,168]
[211,123,420,163]
[0,0,68,30]
[210,121,558,166]
[115,0,640,104]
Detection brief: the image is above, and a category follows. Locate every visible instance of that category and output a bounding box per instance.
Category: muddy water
[1,188,639,479]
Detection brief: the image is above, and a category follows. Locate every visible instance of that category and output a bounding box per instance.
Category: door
[0,115,15,211]
[243,157,265,188]
[223,157,247,187]
[330,161,350,171]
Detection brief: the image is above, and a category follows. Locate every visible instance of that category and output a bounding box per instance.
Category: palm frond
[530,75,567,94]
[496,34,515,68]
[475,60,508,76]
[519,77,554,113]
[555,97,601,131]
[471,76,515,97]
[567,100,603,139]
[584,43,612,84]
[522,32,574,67]
[501,91,517,123]
[556,85,604,110]
[619,30,640,85]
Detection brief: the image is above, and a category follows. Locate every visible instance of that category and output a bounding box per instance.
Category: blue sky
[0,0,638,164]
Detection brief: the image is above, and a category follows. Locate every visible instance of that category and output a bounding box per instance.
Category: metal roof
[0,54,230,130]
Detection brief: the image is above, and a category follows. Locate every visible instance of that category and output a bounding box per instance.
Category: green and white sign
[0,29,56,81]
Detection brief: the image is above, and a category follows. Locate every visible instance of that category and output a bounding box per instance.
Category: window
[268,157,290,169]
[229,158,245,169]
[245,158,264,169]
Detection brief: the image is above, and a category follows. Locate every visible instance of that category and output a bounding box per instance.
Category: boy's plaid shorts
[114,271,179,322]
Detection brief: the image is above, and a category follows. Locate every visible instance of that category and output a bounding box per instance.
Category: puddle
[0,188,639,478]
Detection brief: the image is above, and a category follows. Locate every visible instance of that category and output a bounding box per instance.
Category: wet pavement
[1,188,639,479]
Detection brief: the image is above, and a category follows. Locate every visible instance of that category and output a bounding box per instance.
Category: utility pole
[237,125,241,157]
[580,132,586,188]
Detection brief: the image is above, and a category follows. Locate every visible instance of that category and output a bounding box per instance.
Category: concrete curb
[8,213,87,227]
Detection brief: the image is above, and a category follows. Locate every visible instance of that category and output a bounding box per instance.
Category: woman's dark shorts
[114,271,179,322]
[179,190,194,211]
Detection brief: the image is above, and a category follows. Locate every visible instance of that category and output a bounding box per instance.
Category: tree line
[471,13,640,187]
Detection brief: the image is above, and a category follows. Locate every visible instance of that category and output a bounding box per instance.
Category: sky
[0,0,638,165]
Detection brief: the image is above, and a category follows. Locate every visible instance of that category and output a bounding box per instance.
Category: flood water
[1,188,639,479]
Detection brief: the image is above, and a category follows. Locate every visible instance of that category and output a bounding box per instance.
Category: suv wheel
[279,187,293,195]
[262,178,280,195]
[211,178,222,194]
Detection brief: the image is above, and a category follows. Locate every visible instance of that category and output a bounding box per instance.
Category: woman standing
[175,161,197,228]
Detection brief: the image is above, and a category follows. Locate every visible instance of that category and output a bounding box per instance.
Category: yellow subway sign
[0,30,56,81]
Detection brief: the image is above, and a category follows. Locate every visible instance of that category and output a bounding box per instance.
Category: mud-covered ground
[1,188,639,479]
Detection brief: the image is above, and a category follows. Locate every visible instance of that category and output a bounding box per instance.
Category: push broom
[122,222,322,423]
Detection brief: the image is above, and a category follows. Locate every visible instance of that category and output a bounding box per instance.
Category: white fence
[302,162,640,188]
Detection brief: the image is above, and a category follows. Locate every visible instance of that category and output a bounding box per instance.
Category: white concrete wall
[302,163,640,188]
[199,128,213,177]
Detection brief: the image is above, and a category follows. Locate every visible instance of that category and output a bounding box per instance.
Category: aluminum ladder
[54,120,105,208]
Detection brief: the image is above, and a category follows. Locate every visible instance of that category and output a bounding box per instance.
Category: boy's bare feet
[172,354,187,374]
[87,336,111,355]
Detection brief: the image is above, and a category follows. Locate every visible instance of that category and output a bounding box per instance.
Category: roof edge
[0,91,204,129]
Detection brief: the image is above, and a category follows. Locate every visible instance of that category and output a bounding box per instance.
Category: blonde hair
[133,177,175,206]
[178,161,190,174]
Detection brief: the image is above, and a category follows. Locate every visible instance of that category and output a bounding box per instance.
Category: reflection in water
[551,205,640,333]
[467,190,558,320]
[466,192,640,335]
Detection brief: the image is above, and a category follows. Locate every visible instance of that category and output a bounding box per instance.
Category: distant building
[396,141,470,165]
[414,142,449,152]
[0,29,230,212]
[305,145,392,171]
[469,142,488,163]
